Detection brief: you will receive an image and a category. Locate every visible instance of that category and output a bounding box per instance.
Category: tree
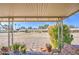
[20,26,26,29]
[38,24,49,29]
[43,24,49,29]
[38,26,44,29]
[28,27,32,29]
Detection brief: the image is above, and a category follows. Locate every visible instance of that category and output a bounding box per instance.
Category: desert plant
[11,43,21,51]
[48,25,58,49]
[11,43,26,53]
[63,25,73,44]
[19,44,26,53]
[48,24,73,49]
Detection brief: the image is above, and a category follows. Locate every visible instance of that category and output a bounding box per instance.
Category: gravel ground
[0,32,79,50]
[0,32,50,50]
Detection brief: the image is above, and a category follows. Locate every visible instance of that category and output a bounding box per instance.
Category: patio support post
[11,18,14,45]
[8,18,10,47]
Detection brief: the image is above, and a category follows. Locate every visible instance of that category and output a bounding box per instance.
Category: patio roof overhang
[0,3,79,22]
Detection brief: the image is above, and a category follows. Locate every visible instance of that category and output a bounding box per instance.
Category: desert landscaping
[0,32,50,50]
[0,31,79,49]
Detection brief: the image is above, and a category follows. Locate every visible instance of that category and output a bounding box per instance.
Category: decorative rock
[60,43,76,55]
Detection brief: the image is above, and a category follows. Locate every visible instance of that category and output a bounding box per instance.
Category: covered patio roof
[0,3,79,22]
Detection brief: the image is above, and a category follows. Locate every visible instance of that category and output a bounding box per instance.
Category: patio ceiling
[0,3,79,22]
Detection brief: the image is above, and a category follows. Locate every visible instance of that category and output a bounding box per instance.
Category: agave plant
[19,44,26,53]
[11,43,21,51]
[11,43,26,53]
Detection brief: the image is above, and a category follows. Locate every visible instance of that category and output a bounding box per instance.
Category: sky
[64,12,79,27]
[0,12,79,29]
